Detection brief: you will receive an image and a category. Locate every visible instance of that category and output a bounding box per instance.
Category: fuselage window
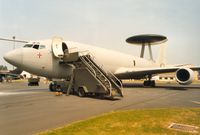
[39,45,46,49]
[23,44,33,48]
[33,44,39,49]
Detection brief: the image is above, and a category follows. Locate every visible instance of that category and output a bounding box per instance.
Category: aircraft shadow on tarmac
[62,91,121,101]
[123,83,200,91]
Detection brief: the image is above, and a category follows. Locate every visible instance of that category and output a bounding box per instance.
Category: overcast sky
[0,0,200,69]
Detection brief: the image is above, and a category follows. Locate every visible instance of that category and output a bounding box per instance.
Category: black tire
[143,81,149,86]
[144,80,156,87]
[77,87,86,97]
[151,80,156,87]
[49,83,56,92]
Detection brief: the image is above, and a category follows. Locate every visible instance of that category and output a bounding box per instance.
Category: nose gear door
[52,37,64,58]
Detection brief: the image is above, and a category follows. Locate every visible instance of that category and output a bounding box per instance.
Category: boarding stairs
[79,55,123,98]
[60,51,123,98]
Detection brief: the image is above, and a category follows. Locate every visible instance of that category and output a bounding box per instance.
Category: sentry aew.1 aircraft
[2,34,200,98]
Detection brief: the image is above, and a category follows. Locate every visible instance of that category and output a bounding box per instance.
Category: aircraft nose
[4,49,23,67]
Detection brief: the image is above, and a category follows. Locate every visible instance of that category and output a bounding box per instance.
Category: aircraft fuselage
[4,39,159,79]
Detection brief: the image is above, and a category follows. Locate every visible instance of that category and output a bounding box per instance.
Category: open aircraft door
[52,37,64,58]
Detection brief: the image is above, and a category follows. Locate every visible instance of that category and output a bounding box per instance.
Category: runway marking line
[0,91,40,96]
[191,101,200,105]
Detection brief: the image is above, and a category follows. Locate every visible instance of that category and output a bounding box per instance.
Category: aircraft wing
[114,66,200,79]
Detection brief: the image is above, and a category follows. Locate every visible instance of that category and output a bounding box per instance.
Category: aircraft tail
[156,42,167,67]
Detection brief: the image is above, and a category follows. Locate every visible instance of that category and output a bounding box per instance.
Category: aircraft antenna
[0,37,28,43]
[126,34,167,61]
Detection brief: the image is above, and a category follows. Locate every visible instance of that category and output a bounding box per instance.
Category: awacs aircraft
[1,34,200,98]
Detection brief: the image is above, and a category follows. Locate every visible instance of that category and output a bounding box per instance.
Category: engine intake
[175,68,194,85]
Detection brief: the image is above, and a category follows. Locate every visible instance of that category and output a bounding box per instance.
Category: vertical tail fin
[157,42,167,67]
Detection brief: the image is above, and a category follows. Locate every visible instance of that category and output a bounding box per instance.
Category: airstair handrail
[79,56,97,77]
[79,50,95,60]
[81,55,112,96]
[108,71,123,89]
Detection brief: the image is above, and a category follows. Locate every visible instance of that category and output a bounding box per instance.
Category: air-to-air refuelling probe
[2,34,200,99]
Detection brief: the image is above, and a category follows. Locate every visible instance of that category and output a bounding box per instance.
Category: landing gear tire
[77,87,86,97]
[143,80,156,87]
[49,82,56,92]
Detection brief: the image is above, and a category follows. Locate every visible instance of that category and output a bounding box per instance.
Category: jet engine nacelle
[175,68,194,85]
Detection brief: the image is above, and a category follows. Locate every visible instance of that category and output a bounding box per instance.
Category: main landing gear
[143,75,156,87]
[143,80,155,87]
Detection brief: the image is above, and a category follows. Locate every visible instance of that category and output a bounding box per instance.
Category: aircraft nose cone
[4,49,23,67]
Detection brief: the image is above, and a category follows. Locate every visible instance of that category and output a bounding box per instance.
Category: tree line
[0,65,8,70]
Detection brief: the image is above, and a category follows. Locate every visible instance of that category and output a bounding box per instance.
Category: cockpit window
[23,44,33,48]
[33,44,39,49]
[24,44,45,50]
[39,45,46,49]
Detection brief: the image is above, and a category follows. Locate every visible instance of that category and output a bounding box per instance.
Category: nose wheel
[49,82,56,91]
